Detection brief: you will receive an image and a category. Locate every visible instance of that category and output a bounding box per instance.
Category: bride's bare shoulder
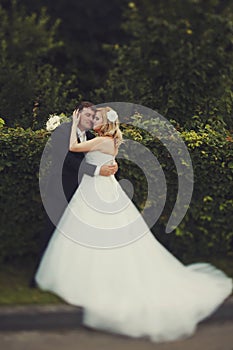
[98,136,114,144]
[97,136,116,154]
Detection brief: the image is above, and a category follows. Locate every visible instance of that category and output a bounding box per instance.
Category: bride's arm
[70,137,102,153]
[69,110,102,152]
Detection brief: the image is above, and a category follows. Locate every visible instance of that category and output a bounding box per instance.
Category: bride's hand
[72,109,80,125]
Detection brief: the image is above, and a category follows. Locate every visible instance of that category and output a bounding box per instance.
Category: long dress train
[35,151,232,342]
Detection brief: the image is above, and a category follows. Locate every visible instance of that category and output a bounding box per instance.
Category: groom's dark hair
[75,101,96,112]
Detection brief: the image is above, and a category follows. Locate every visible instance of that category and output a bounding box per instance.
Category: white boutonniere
[46,113,70,131]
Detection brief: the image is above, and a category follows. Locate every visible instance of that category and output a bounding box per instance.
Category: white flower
[46,115,61,131]
[107,110,118,122]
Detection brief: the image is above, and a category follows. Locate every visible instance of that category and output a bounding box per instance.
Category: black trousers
[29,213,57,285]
[30,186,75,285]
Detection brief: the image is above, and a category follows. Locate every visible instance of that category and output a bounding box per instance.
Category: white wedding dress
[35,150,232,342]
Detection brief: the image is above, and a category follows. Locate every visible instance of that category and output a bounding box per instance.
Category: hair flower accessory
[107,110,118,122]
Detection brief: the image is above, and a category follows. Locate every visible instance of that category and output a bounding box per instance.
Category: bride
[35,106,232,343]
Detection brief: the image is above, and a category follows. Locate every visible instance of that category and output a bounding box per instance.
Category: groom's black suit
[30,121,97,285]
[52,121,96,203]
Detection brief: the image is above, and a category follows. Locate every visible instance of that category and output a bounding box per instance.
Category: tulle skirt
[35,174,232,342]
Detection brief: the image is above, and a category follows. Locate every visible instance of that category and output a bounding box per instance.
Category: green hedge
[119,115,233,259]
[0,116,233,263]
[0,126,49,262]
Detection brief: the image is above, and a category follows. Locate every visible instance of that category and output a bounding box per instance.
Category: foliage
[119,113,233,258]
[0,114,233,262]
[176,116,233,257]
[95,0,233,128]
[0,125,49,263]
[1,0,233,130]
[0,1,80,129]
[1,0,128,96]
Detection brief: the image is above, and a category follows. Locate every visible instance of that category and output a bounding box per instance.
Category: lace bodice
[85,150,115,166]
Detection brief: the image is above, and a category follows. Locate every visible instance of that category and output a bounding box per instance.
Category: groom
[30,101,118,287]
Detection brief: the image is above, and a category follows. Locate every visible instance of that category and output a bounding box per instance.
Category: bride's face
[93,112,103,131]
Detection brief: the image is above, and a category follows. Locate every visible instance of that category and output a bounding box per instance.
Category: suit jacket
[43,121,96,226]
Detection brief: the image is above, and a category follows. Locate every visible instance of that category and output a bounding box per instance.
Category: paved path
[1,322,233,350]
[0,297,232,350]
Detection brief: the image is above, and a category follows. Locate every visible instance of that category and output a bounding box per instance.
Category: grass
[0,261,63,305]
[0,255,232,305]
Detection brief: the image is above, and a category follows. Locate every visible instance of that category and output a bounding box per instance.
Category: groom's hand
[100,163,118,176]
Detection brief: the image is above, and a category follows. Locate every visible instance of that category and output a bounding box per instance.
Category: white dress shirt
[77,127,86,142]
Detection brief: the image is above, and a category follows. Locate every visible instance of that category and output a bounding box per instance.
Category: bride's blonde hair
[96,107,123,147]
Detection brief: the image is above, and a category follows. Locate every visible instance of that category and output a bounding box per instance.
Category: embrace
[33,101,232,343]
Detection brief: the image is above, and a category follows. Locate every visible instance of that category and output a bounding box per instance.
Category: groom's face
[78,107,95,131]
